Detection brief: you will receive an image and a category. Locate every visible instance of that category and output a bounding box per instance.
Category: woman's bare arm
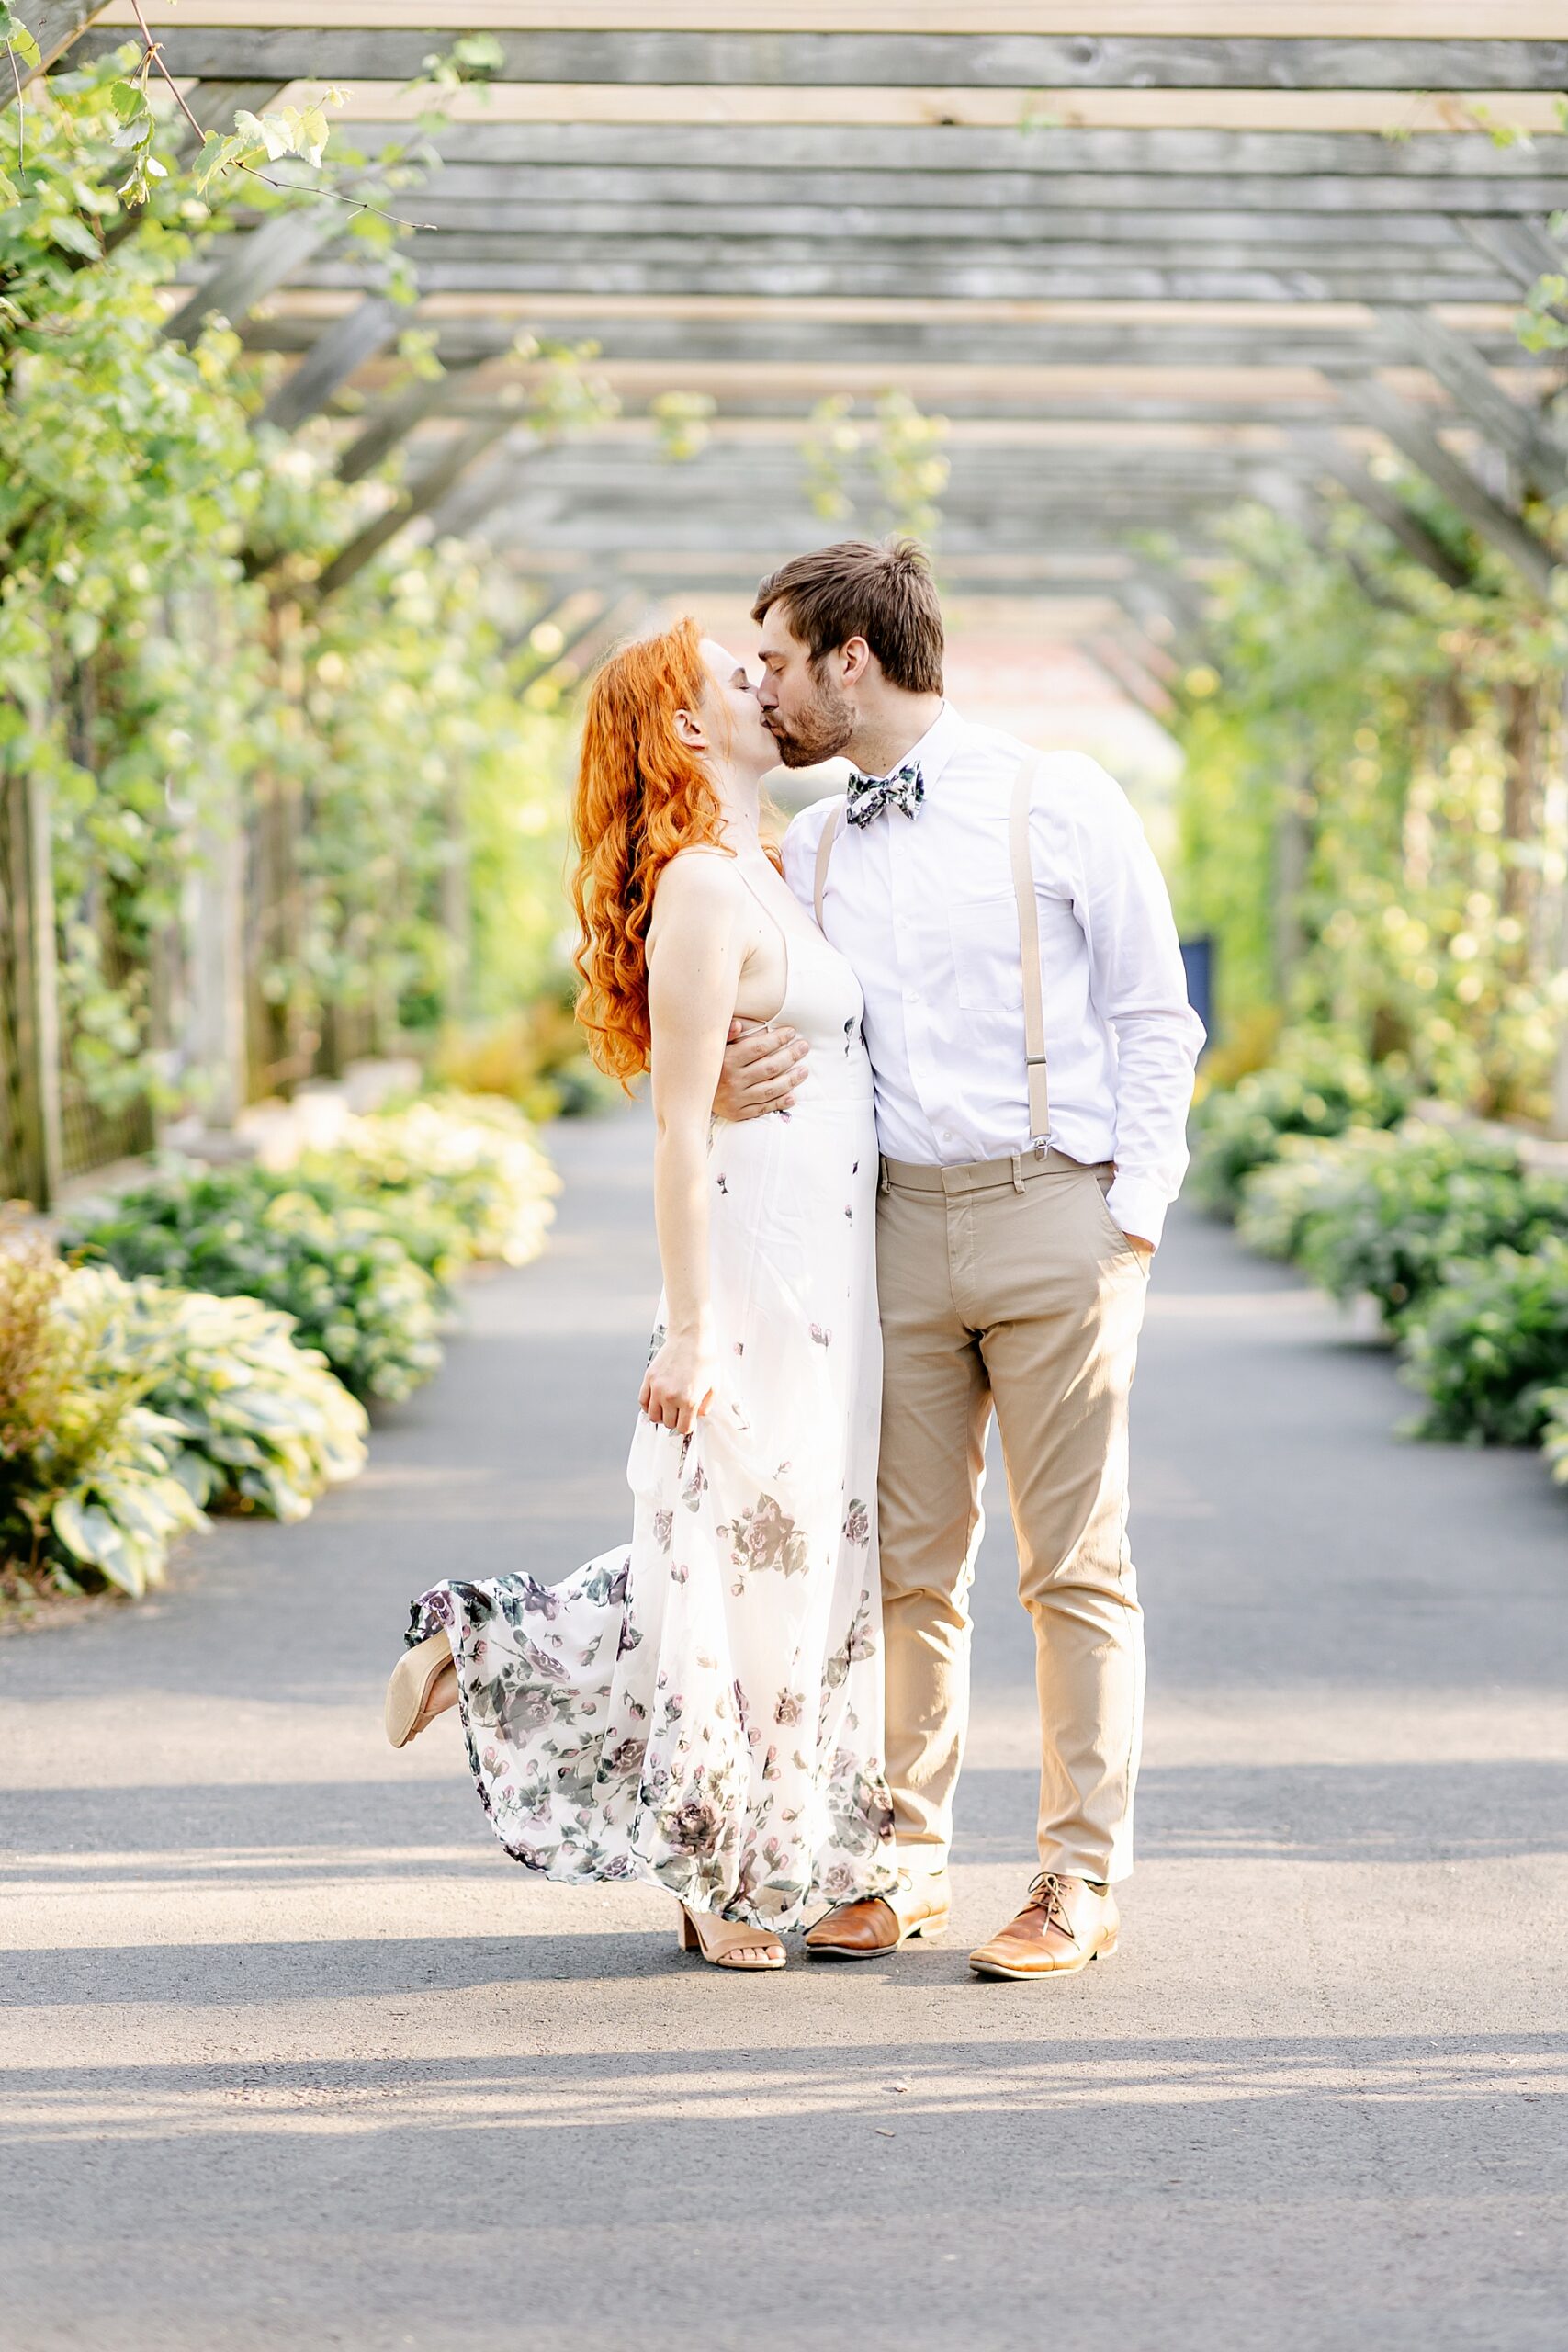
[639,854,749,1434]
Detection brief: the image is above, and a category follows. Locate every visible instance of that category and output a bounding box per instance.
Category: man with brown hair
[714,538,1203,1979]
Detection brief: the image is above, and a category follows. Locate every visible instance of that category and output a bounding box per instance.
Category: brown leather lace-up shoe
[804,1875,951,1959]
[968,1871,1119,1981]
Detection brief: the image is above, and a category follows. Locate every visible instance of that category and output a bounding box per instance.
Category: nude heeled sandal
[678,1906,786,1972]
[385,1630,459,1748]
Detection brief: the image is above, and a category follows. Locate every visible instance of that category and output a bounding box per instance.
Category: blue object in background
[1180,936,1213,1055]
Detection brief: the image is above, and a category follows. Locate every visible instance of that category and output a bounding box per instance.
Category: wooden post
[181,788,248,1132]
[439,774,471,1027]
[1551,680,1568,1143]
[6,767,64,1207]
[1274,754,1312,1003]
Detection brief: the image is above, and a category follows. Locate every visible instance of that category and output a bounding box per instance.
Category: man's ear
[840,636,873,688]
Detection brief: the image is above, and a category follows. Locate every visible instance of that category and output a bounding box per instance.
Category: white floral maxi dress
[408,906,897,1930]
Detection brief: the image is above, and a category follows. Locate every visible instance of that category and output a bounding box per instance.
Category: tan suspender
[813,798,843,930]
[1009,750,1049,1142]
[811,752,1048,1141]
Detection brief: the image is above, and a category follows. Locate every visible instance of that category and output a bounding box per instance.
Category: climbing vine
[1169,491,1568,1124]
[0,60,594,1136]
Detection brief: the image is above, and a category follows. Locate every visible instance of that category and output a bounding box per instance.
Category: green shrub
[63,1166,444,1405]
[1188,1036,1411,1216]
[1399,1238,1568,1447]
[1237,1125,1568,1330]
[306,1093,558,1279]
[59,1269,368,1521]
[1542,1391,1568,1486]
[1234,1131,1373,1263]
[0,1228,204,1597]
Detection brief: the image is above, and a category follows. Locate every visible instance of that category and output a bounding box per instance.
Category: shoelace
[1025,1871,1077,1940]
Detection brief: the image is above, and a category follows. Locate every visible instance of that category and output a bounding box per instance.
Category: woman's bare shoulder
[651,846,745,914]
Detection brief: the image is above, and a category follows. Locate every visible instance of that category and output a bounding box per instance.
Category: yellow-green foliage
[1170,503,1568,1125]
[0,62,586,1130]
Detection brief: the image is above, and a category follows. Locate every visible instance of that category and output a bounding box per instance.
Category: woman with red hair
[386,622,895,1971]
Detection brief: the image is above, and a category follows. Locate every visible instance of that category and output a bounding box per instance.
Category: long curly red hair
[571,617,731,1083]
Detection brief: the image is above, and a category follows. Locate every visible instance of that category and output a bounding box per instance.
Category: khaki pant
[875,1148,1149,1888]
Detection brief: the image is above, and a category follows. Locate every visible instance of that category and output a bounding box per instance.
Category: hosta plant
[1238,1124,1568,1331]
[1541,1391,1568,1487]
[63,1165,444,1404]
[0,1227,204,1598]
[310,1094,559,1276]
[58,1269,368,1521]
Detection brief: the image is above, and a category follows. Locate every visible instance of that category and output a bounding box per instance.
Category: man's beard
[764,673,855,768]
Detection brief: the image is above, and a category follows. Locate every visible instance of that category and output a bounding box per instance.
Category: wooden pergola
[27,6,1568,657]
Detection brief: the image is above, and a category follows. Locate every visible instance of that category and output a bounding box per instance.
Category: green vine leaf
[0,6,40,70]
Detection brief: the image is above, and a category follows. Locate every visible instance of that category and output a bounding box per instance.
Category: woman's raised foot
[385,1630,459,1748]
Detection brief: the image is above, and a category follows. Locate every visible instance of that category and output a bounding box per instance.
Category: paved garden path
[4,1106,1565,2352]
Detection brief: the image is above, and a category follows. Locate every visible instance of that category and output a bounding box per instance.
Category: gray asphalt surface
[3,1104,1565,2352]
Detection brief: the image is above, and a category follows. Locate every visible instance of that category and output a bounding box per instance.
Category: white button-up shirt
[782,703,1204,1249]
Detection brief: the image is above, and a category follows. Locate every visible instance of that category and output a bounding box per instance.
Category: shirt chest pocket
[947,893,1024,1012]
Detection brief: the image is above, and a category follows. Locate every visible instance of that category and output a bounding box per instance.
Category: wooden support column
[4,767,64,1208]
[1500,678,1542,934]
[438,775,471,1027]
[179,602,248,1134]
[1274,756,1313,1002]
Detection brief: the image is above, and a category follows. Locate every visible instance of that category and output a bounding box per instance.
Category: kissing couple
[386,538,1203,1976]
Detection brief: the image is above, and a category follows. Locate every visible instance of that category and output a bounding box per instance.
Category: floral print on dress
[408,899,895,1932]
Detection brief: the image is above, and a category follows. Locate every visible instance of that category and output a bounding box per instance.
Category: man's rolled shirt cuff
[1104,1174,1169,1250]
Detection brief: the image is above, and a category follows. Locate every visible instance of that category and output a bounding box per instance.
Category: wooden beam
[470,510,1250,560]
[245,312,1544,373]
[349,122,1568,180]
[163,205,344,344]
[1333,379,1556,594]
[1382,305,1567,497]
[68,28,1568,94]
[91,6,1547,29]
[285,85,1568,138]
[1292,429,1470,586]
[391,178,1568,227]
[292,252,1512,306]
[259,292,402,431]
[315,415,518,596]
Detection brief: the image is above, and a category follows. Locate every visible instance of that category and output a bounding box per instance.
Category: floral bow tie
[845,762,925,829]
